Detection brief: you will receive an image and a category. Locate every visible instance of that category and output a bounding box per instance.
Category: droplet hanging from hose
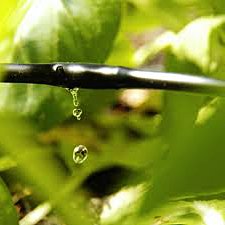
[66,87,83,120]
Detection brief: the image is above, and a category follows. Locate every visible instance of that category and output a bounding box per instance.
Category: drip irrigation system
[1,63,225,96]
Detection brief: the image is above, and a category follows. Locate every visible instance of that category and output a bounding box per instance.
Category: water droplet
[66,87,82,120]
[73,109,82,120]
[73,145,88,164]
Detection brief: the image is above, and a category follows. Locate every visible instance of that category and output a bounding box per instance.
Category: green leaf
[0,1,32,62]
[0,0,122,128]
[9,0,122,64]
[134,16,225,78]
[0,176,18,225]
[169,16,225,77]
[140,100,225,216]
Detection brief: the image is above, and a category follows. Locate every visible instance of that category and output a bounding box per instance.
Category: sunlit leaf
[134,16,225,78]
[0,0,32,61]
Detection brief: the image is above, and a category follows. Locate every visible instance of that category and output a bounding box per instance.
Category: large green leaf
[0,176,18,225]
[140,99,225,217]
[0,0,122,128]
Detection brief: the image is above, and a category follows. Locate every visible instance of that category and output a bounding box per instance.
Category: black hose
[1,63,225,96]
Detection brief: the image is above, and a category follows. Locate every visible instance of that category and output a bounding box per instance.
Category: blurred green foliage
[1,0,225,225]
[0,176,18,225]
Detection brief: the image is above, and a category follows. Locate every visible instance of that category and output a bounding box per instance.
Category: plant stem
[1,63,225,96]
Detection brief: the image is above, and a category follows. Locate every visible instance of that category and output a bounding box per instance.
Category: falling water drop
[66,87,83,120]
[73,145,88,164]
[73,108,82,120]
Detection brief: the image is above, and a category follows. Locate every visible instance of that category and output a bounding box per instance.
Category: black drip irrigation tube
[1,63,225,96]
